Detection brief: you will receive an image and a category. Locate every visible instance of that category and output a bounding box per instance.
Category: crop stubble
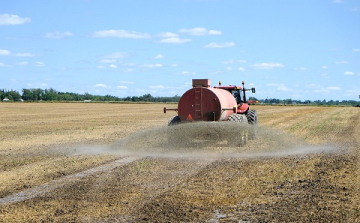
[0,103,358,222]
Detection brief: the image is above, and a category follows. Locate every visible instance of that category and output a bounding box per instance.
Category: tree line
[251,97,360,107]
[0,88,359,106]
[0,88,180,103]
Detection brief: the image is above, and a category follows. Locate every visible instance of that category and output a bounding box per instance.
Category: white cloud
[157,32,178,38]
[171,64,178,67]
[278,85,292,91]
[344,71,354,75]
[322,66,328,69]
[143,63,163,68]
[17,61,29,66]
[153,54,164,59]
[0,62,11,67]
[182,71,196,75]
[0,50,35,57]
[267,83,291,91]
[0,49,11,55]
[252,63,284,69]
[238,67,246,72]
[116,85,128,89]
[353,49,360,52]
[103,52,129,59]
[16,53,35,57]
[44,31,73,39]
[345,89,360,97]
[97,65,106,69]
[208,30,222,35]
[306,84,319,88]
[226,67,233,71]
[27,82,48,88]
[295,67,308,71]
[94,84,108,88]
[109,64,118,68]
[179,27,222,36]
[149,85,165,89]
[222,59,247,64]
[0,14,31,25]
[92,30,151,39]
[313,85,341,94]
[99,59,116,63]
[35,62,45,67]
[124,68,133,72]
[321,73,329,78]
[335,61,348,64]
[208,70,223,75]
[119,81,134,84]
[204,42,235,48]
[159,37,192,44]
[327,86,341,90]
[119,62,136,67]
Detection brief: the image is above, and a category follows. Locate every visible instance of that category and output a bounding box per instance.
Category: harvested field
[0,103,359,222]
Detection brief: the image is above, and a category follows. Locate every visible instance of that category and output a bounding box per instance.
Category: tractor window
[238,90,243,103]
[232,90,243,104]
[232,90,238,98]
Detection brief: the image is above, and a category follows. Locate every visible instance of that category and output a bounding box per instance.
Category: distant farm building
[247,100,258,105]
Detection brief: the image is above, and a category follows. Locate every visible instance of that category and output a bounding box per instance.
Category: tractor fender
[237,103,249,114]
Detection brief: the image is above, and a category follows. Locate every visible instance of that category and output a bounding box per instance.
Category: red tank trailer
[164,79,257,125]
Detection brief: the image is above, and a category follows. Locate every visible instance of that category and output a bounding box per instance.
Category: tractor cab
[214,81,255,105]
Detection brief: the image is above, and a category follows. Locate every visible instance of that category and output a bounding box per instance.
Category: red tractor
[164,79,257,146]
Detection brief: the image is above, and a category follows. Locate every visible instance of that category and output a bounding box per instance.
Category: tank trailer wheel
[228,114,247,123]
[167,116,181,146]
[168,115,181,126]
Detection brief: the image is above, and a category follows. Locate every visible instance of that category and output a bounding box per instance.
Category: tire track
[0,156,139,206]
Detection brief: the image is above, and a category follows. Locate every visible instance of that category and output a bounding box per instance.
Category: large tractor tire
[246,109,258,125]
[228,114,248,146]
[246,110,258,139]
[168,116,181,126]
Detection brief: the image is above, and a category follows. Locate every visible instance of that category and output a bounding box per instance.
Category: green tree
[43,88,58,101]
[7,90,22,101]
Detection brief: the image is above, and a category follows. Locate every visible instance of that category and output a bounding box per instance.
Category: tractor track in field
[0,157,140,206]
[0,154,217,222]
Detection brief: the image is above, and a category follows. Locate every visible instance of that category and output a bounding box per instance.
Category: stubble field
[0,103,359,222]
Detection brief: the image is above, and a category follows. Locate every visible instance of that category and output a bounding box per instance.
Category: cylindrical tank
[178,87,237,121]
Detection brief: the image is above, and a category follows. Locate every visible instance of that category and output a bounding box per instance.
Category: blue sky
[1,0,359,101]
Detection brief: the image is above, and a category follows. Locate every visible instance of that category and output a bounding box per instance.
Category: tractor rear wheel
[246,110,258,139]
[228,114,248,146]
[246,110,258,125]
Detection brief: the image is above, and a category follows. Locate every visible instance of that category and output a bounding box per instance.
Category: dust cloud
[79,122,338,159]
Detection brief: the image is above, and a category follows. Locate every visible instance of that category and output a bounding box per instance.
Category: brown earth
[0,103,359,222]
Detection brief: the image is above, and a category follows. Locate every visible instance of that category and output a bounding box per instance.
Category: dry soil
[0,103,358,222]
